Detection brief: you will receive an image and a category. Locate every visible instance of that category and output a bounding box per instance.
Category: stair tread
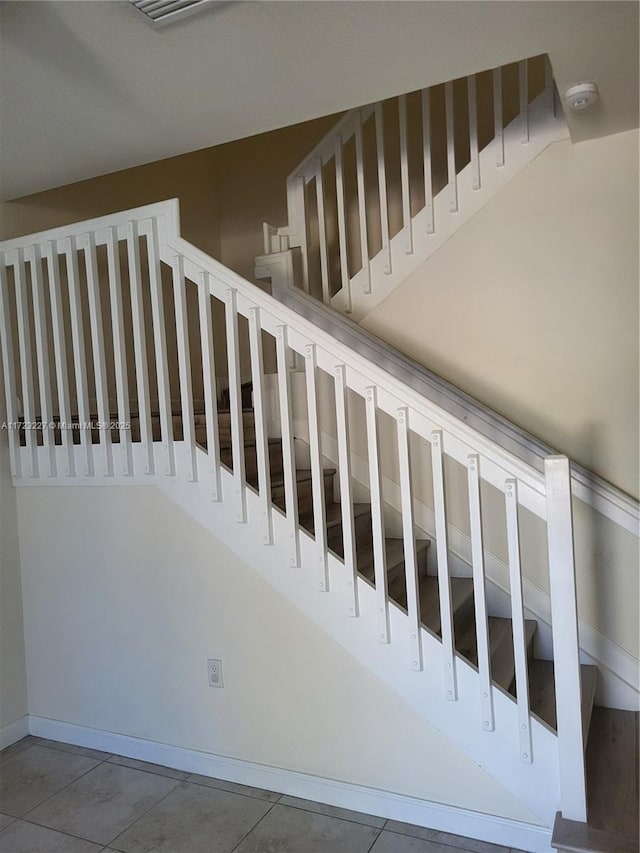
[552,814,638,853]
[270,467,336,489]
[357,538,430,583]
[418,575,474,636]
[220,436,282,451]
[584,707,639,842]
[298,502,371,536]
[491,617,537,692]
[527,660,599,735]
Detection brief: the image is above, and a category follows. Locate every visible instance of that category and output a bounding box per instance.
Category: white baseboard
[0,715,29,749]
[28,715,553,852]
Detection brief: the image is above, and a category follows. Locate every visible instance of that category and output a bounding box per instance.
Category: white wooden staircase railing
[0,199,603,834]
[256,54,569,321]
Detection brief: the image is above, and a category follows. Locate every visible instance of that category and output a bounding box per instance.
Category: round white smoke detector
[564,83,599,111]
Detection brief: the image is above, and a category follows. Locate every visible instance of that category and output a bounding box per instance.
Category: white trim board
[28,716,553,853]
[0,715,29,750]
[291,420,640,712]
[274,285,639,539]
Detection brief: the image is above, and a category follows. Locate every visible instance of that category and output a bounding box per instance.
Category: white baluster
[375,102,392,274]
[198,271,221,501]
[315,158,330,305]
[545,456,587,821]
[27,245,56,477]
[545,56,557,119]
[445,81,458,214]
[13,250,38,477]
[334,365,358,616]
[493,68,505,167]
[105,227,133,476]
[468,75,481,191]
[431,430,457,699]
[0,257,22,478]
[82,232,113,477]
[334,135,351,313]
[297,176,310,294]
[399,94,413,254]
[422,88,435,234]
[275,325,300,567]
[45,242,74,477]
[354,111,371,290]
[365,386,389,643]
[225,288,246,522]
[127,221,154,475]
[467,454,494,730]
[397,408,422,670]
[65,237,94,477]
[519,60,529,143]
[171,254,197,483]
[145,218,175,477]
[505,479,533,764]
[248,307,273,546]
[305,344,329,591]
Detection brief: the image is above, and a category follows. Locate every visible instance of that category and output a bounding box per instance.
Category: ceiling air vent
[130,0,229,27]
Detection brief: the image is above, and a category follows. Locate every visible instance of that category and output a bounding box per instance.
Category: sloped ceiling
[0,0,638,200]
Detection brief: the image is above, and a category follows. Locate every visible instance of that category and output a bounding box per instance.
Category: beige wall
[362,129,639,500]
[351,128,640,659]
[0,369,28,735]
[0,147,221,258]
[17,483,539,823]
[353,129,639,657]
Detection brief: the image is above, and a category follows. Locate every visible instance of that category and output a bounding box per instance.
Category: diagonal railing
[0,199,590,823]
[259,54,568,321]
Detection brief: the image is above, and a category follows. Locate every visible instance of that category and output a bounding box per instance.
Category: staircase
[0,58,638,847]
[256,54,568,321]
[215,404,598,735]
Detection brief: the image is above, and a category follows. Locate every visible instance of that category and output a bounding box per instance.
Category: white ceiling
[0,0,638,200]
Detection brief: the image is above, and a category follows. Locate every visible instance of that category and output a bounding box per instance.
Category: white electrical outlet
[207,658,223,688]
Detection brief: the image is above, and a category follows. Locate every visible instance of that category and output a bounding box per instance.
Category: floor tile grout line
[15,816,111,849]
[17,754,180,849]
[185,776,282,803]
[366,826,384,853]
[275,798,387,831]
[228,799,281,853]
[106,754,190,783]
[13,751,112,823]
[102,776,183,850]
[4,740,406,836]
[3,739,511,853]
[35,740,114,762]
[382,824,511,853]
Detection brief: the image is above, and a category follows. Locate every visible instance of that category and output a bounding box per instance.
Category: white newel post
[545,455,587,822]
[285,176,309,292]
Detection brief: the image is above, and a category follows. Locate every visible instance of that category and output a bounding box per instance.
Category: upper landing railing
[264,55,566,317]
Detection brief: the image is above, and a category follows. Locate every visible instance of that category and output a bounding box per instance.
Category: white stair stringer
[156,442,560,828]
[332,90,568,322]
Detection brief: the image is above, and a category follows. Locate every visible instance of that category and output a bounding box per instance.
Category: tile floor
[0,737,528,853]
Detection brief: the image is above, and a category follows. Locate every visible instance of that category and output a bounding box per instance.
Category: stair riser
[385,548,430,603]
[324,512,373,557]
[220,443,284,479]
[271,471,334,518]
